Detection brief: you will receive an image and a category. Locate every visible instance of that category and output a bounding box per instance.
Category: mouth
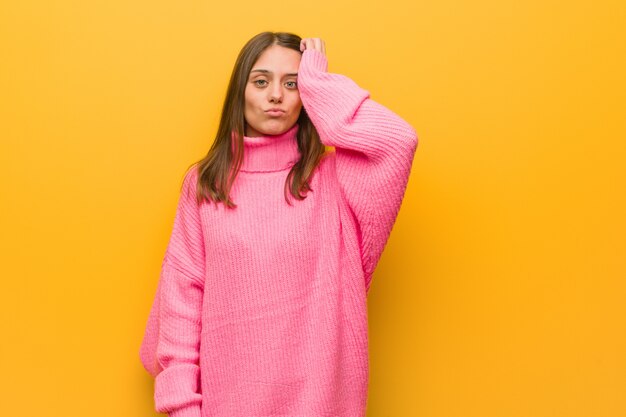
[265,109,285,117]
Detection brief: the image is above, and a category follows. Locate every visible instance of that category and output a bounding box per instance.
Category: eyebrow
[250,69,298,76]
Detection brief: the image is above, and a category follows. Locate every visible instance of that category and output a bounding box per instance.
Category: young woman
[139,32,418,417]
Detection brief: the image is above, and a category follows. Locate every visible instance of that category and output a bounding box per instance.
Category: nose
[268,83,283,103]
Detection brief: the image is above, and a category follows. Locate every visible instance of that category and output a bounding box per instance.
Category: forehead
[250,45,301,75]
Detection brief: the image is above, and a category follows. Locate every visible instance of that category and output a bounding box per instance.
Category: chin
[263,120,289,133]
[246,118,294,137]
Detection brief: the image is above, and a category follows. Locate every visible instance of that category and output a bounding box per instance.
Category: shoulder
[309,150,342,191]
[178,162,201,204]
[318,149,337,170]
[307,149,336,182]
[183,162,200,184]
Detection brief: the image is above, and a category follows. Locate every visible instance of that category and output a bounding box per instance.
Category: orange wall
[1,1,624,416]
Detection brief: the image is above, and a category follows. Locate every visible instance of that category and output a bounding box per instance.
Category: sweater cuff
[168,403,202,417]
[301,48,328,72]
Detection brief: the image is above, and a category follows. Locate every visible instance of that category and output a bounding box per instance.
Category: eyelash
[253,80,297,88]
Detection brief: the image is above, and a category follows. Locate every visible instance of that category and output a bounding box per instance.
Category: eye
[254,79,267,87]
[286,81,297,88]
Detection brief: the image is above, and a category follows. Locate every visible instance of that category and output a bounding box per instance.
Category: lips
[265,109,285,117]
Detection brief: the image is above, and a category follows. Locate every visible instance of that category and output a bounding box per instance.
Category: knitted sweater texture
[139,48,418,417]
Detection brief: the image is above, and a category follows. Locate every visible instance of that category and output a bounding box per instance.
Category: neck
[238,123,301,173]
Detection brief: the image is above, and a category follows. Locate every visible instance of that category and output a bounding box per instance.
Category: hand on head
[299,37,327,56]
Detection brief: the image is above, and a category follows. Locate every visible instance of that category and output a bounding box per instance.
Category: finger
[317,38,326,56]
[313,38,321,52]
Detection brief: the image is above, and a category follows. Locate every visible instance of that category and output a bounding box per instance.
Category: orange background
[1,1,624,416]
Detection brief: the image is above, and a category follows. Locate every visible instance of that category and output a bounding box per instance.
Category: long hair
[187,31,326,209]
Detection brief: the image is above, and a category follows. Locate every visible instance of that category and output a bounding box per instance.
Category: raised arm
[139,165,205,417]
[297,48,418,292]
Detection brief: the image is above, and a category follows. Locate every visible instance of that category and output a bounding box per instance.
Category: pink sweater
[139,48,418,417]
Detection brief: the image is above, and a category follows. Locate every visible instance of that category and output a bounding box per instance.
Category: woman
[139,32,418,417]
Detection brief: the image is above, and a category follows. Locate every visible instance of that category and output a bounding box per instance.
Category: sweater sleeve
[139,165,205,417]
[297,48,419,293]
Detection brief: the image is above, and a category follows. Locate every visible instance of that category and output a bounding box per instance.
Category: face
[244,44,303,137]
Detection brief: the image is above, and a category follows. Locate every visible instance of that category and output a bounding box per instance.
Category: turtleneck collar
[238,123,301,173]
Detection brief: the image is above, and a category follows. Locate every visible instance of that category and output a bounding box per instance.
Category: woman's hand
[300,37,326,56]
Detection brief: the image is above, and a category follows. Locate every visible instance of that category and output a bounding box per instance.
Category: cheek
[244,87,259,111]
[288,94,303,111]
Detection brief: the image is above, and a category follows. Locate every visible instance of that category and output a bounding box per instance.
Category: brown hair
[186,31,326,209]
